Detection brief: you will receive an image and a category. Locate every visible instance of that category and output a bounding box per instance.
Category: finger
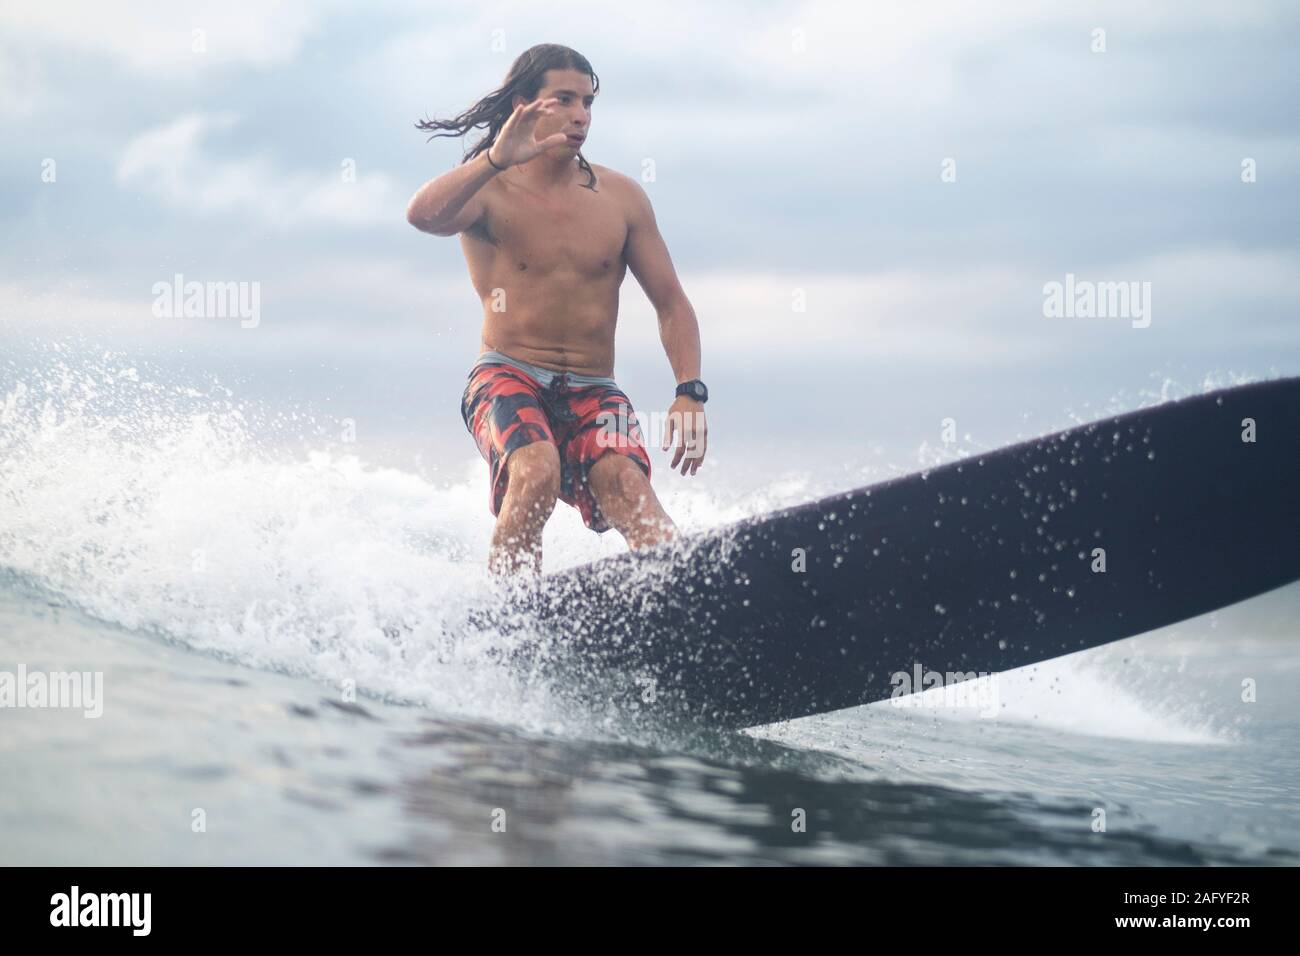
[538,132,569,151]
[670,439,685,469]
[661,416,676,453]
[516,102,548,127]
[687,438,705,475]
[499,104,525,134]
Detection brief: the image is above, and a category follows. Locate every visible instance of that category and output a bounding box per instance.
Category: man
[407,44,708,575]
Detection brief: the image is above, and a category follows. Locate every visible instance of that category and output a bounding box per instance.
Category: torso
[460,160,630,377]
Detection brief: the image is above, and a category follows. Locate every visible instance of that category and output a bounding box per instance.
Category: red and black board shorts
[460,355,652,533]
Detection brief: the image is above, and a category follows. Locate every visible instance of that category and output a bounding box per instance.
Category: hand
[488,97,569,168]
[663,395,707,476]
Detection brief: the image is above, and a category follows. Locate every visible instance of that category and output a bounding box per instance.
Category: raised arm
[405,150,499,236]
[406,97,567,236]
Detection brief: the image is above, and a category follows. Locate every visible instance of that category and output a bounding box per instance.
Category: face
[521,68,594,151]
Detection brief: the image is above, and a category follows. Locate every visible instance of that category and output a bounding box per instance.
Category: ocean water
[2,359,1297,866]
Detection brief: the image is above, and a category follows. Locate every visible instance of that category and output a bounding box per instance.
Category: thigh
[561,384,652,481]
[462,364,555,459]
[588,449,655,501]
[557,384,652,531]
[461,364,557,514]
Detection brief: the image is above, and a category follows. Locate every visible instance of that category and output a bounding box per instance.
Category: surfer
[407,44,708,575]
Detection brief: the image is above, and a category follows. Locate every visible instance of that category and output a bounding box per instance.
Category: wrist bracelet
[486,148,507,172]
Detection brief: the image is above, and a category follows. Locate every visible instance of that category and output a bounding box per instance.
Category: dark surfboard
[515,377,1300,729]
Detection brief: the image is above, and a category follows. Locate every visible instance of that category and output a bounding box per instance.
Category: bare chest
[487,178,628,279]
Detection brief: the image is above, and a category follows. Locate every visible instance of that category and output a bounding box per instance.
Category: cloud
[613,248,1300,365]
[4,243,1297,386]
[4,0,1298,386]
[0,262,475,356]
[115,113,403,227]
[0,1,321,73]
[0,44,46,118]
[0,280,148,328]
[620,266,1047,363]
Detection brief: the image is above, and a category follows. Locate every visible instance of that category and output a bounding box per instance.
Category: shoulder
[590,164,654,223]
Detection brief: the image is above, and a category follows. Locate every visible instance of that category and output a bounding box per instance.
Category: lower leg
[489,522,543,577]
[620,502,677,549]
[489,443,560,576]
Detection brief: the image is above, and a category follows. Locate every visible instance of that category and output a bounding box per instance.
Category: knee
[591,454,649,506]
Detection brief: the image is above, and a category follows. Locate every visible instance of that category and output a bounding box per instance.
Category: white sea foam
[0,357,800,733]
[918,654,1228,745]
[0,359,536,726]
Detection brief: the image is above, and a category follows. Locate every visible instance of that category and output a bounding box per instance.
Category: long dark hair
[416,43,600,191]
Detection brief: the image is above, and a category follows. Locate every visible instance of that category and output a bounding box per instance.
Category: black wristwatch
[675,379,708,403]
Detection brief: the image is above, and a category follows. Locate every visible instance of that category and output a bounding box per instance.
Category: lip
[566,134,585,144]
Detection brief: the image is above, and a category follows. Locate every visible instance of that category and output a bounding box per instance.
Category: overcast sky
[2,1,1297,487]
